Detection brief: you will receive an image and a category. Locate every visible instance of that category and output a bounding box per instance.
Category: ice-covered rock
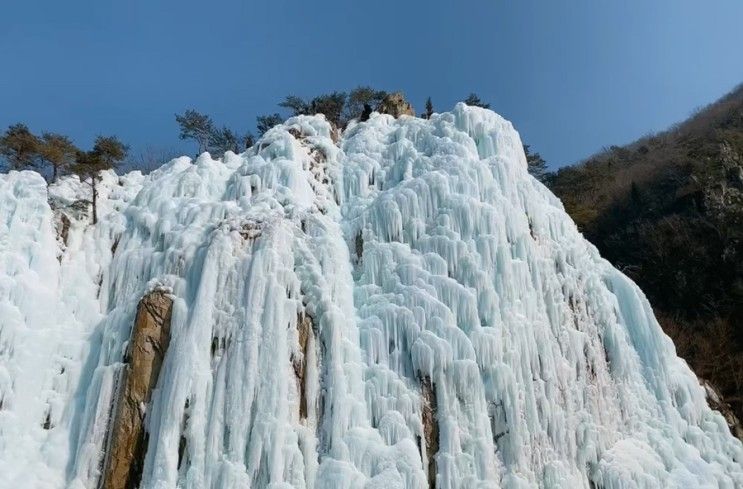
[0,106,740,488]
[702,380,743,441]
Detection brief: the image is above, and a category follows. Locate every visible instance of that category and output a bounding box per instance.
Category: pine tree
[463,93,490,109]
[74,136,128,224]
[278,95,310,116]
[38,133,78,182]
[256,113,283,136]
[309,92,347,127]
[175,110,213,154]
[277,88,387,127]
[208,126,240,155]
[343,87,387,125]
[0,123,40,170]
[523,144,549,183]
[425,97,434,119]
[243,132,255,150]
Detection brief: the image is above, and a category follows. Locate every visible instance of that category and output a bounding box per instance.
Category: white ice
[0,105,740,488]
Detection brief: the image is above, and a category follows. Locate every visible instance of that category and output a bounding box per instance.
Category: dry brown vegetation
[550,83,743,429]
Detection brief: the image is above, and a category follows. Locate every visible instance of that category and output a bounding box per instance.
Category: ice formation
[0,105,741,489]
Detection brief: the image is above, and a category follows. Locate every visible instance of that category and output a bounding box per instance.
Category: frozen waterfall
[0,105,740,488]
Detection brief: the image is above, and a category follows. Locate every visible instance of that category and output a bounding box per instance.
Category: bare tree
[126,146,181,173]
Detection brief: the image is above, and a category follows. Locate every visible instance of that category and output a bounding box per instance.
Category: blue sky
[1,0,742,168]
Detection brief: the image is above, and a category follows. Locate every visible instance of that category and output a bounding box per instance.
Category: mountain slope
[0,105,741,488]
[550,84,743,432]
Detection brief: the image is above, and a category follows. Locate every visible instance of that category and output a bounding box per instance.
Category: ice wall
[0,105,740,488]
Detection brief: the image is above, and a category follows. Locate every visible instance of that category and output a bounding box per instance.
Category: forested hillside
[550,84,743,431]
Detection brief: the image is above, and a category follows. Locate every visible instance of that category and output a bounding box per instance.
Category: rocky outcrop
[50,198,88,249]
[292,312,314,421]
[703,380,743,440]
[376,92,415,118]
[420,375,439,489]
[100,290,173,489]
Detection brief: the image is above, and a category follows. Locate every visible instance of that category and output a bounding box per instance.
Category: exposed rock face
[50,198,89,248]
[376,92,415,118]
[58,214,71,248]
[293,312,314,421]
[703,380,743,440]
[101,290,173,489]
[420,376,439,489]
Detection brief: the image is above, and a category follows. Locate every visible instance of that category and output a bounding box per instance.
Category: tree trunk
[52,163,58,183]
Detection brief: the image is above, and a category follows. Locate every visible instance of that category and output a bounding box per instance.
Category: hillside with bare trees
[551,84,743,432]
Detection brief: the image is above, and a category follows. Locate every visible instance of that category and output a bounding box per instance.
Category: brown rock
[100,290,173,489]
[376,92,415,118]
[59,214,71,247]
[702,380,743,440]
[293,312,314,421]
[420,375,439,489]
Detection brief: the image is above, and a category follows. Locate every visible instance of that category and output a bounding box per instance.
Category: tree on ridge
[463,93,490,109]
[0,123,40,170]
[175,110,213,154]
[39,132,78,182]
[74,136,128,224]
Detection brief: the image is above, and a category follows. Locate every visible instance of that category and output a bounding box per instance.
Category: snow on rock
[0,106,741,489]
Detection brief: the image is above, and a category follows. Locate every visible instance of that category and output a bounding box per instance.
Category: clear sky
[1,0,742,168]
